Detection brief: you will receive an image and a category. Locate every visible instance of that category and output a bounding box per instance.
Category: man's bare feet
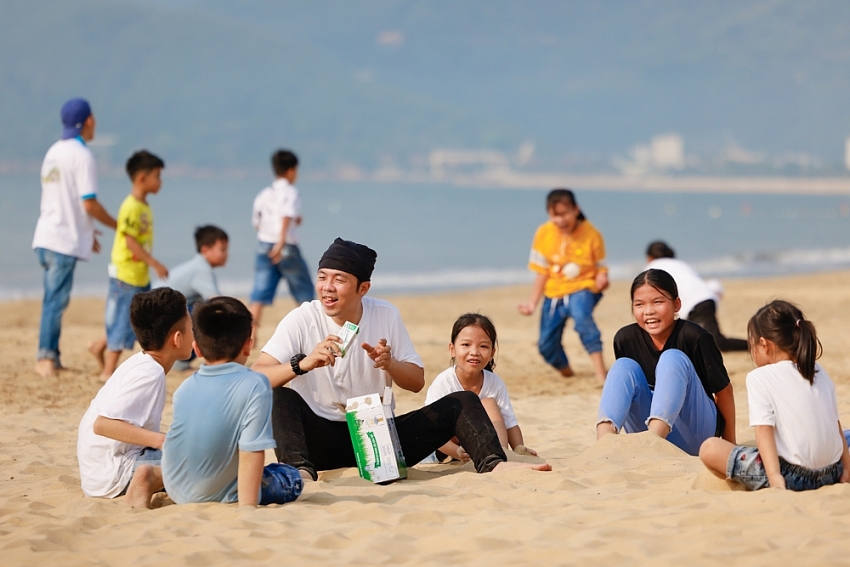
[34,358,57,378]
[125,465,164,509]
[492,461,552,472]
[88,338,106,372]
[559,366,575,378]
[298,469,316,482]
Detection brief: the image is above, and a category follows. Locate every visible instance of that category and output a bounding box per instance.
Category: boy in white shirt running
[77,287,194,508]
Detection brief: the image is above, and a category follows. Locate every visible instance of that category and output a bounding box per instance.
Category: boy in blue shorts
[248,150,314,342]
[162,297,302,507]
[91,151,168,381]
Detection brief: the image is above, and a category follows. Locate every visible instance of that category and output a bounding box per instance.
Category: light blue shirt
[160,254,219,308]
[162,363,276,504]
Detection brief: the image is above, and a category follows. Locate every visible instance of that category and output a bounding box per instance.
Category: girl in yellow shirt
[518,189,609,382]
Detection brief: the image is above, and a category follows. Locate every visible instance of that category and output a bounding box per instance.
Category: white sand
[3,273,850,565]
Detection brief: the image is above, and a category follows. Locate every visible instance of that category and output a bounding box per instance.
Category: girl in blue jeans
[596,269,736,456]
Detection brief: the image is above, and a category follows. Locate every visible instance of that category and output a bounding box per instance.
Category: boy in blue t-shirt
[161,297,302,507]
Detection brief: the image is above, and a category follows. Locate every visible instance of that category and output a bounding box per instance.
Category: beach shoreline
[3,272,850,565]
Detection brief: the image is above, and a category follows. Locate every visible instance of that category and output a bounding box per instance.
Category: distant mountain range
[3,0,850,177]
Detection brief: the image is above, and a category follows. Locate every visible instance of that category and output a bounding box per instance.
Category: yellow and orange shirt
[527,220,606,298]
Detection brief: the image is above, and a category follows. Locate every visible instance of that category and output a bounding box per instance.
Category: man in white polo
[252,238,551,480]
[32,98,116,377]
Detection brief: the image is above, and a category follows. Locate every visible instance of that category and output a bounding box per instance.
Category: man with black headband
[253,238,551,480]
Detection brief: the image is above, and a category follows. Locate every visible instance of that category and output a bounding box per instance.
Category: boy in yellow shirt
[518,189,609,382]
[91,151,168,381]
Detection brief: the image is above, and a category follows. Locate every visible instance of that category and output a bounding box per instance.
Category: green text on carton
[345,387,408,483]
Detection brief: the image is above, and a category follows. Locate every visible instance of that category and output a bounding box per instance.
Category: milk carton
[345,387,408,483]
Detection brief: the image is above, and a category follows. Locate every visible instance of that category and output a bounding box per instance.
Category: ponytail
[794,318,821,384]
[747,300,822,384]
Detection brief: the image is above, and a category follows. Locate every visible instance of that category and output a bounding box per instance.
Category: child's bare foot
[125,465,163,509]
[596,421,617,440]
[492,461,552,472]
[298,468,316,482]
[88,339,106,372]
[594,372,607,384]
[34,359,56,378]
[559,366,575,378]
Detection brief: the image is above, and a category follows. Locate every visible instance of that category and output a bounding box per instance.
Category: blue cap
[60,98,92,139]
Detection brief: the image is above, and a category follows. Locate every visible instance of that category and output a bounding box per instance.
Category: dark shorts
[726,445,843,491]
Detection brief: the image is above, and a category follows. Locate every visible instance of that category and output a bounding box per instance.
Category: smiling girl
[596,269,736,455]
[424,313,536,462]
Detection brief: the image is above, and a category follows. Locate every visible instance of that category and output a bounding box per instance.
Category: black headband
[318,238,377,282]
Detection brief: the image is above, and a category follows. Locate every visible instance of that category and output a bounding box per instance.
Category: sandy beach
[3,272,850,566]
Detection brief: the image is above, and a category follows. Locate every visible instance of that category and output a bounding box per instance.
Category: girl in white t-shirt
[424,313,536,462]
[700,300,850,491]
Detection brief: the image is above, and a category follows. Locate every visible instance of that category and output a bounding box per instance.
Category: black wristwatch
[290,353,308,376]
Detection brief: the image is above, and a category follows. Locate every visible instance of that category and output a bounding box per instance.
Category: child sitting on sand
[424,313,537,462]
[596,269,736,455]
[161,297,302,507]
[700,300,850,491]
[77,287,193,508]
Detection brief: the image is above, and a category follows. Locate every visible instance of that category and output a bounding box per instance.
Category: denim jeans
[727,445,843,491]
[118,447,163,496]
[249,242,315,305]
[105,278,150,351]
[597,349,718,456]
[259,463,303,505]
[538,289,603,369]
[35,248,77,363]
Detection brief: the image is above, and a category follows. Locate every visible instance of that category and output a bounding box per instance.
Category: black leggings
[272,388,507,480]
[688,299,748,352]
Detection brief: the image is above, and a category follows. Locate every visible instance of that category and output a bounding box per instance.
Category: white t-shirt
[261,297,423,421]
[251,178,301,245]
[32,138,99,260]
[747,361,843,469]
[425,367,518,429]
[646,258,718,318]
[77,352,167,498]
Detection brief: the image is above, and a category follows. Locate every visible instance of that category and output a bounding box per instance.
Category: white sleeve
[78,150,98,200]
[388,308,423,368]
[251,192,263,230]
[746,371,775,427]
[280,188,300,219]
[425,369,457,405]
[261,307,310,364]
[489,374,519,429]
[98,369,164,429]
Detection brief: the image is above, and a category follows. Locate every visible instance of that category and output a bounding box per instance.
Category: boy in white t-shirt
[77,287,193,508]
[32,98,117,378]
[248,149,314,341]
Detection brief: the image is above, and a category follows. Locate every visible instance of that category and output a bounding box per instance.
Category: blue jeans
[249,242,314,305]
[106,278,150,351]
[119,447,163,496]
[727,445,843,491]
[259,463,303,505]
[538,289,603,369]
[36,248,77,364]
[597,350,718,456]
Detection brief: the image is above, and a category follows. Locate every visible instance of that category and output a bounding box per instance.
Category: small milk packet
[338,321,360,357]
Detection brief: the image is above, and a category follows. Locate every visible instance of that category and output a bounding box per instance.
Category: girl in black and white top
[596,269,736,455]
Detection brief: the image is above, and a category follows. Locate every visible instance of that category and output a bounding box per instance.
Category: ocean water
[2,173,850,300]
